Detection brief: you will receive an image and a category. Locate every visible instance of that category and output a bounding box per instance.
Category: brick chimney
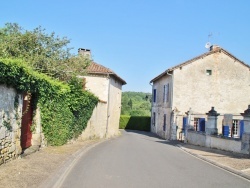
[78,48,91,59]
[209,45,220,51]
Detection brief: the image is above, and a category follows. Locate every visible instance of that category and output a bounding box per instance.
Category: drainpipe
[167,71,174,140]
[105,74,111,137]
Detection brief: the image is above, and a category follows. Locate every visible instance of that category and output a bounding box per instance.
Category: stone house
[78,48,126,139]
[150,45,250,140]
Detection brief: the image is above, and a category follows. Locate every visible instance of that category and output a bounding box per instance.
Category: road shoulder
[177,143,250,181]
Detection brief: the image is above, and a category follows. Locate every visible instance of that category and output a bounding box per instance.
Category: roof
[87,62,126,85]
[150,46,250,83]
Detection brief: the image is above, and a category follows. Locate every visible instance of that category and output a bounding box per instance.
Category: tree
[121,92,151,116]
[0,23,91,81]
[128,99,133,110]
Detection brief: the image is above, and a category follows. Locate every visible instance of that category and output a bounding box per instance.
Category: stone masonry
[0,85,23,165]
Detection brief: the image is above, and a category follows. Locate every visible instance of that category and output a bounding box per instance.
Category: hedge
[0,58,98,145]
[119,115,151,132]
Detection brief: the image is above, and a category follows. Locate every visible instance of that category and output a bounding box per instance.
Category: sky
[1,0,250,92]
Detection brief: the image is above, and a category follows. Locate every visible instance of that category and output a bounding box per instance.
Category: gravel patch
[0,139,102,188]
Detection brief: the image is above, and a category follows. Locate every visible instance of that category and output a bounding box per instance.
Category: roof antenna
[205,32,212,50]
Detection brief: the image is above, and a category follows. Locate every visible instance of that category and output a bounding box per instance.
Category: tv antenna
[205,42,211,49]
[205,32,213,49]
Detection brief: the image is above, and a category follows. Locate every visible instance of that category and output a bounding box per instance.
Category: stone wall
[80,102,107,140]
[79,75,123,140]
[187,131,243,154]
[0,85,23,164]
[106,76,123,137]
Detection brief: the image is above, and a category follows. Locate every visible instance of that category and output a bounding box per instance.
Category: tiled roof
[87,62,126,85]
[150,46,250,83]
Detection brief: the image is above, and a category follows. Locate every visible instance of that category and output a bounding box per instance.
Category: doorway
[21,93,33,149]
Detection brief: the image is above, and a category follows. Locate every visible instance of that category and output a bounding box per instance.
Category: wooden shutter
[199,118,205,132]
[183,117,188,136]
[153,89,156,102]
[240,120,244,138]
[163,85,165,102]
[166,83,169,102]
[163,114,166,131]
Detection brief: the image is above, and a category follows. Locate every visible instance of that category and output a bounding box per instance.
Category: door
[21,93,33,149]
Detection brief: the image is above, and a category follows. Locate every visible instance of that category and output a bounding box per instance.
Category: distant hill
[121,91,152,116]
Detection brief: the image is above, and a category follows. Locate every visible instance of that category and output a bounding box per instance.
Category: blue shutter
[223,126,230,137]
[166,83,169,102]
[163,85,165,102]
[163,114,166,131]
[183,117,188,136]
[199,118,205,132]
[240,120,244,138]
[153,89,156,102]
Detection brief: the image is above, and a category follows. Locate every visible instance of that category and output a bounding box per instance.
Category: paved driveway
[55,130,250,188]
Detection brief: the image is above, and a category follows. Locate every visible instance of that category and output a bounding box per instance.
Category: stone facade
[80,76,109,140]
[0,85,22,164]
[79,71,124,140]
[150,46,250,140]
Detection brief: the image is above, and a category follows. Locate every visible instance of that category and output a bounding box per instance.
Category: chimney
[78,48,91,59]
[209,45,220,51]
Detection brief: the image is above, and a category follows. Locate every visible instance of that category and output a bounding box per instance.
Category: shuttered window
[153,89,156,103]
[163,84,169,103]
[163,114,166,131]
[194,118,205,132]
[153,112,156,126]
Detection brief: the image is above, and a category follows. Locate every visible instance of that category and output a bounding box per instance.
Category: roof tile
[87,62,126,85]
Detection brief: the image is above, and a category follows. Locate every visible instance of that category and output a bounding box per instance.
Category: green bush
[0,58,98,145]
[119,115,151,132]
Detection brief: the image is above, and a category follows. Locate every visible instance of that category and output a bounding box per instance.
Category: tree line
[121,91,152,116]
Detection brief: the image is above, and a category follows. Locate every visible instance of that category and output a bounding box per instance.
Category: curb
[177,144,250,181]
[39,139,107,188]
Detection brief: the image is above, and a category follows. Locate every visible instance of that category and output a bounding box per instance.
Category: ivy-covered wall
[0,58,98,148]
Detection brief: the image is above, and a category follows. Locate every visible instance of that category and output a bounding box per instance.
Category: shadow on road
[122,129,250,161]
[123,129,164,140]
[122,129,182,146]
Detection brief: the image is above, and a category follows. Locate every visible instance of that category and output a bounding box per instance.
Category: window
[194,118,199,131]
[206,70,212,75]
[163,114,166,131]
[232,119,240,138]
[153,89,157,103]
[163,84,169,103]
[194,118,205,132]
[152,112,156,126]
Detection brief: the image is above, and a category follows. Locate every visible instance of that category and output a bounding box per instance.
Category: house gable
[150,46,250,83]
[87,62,126,85]
[173,50,250,112]
[150,46,250,140]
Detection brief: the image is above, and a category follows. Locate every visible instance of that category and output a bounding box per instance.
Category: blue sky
[1,0,250,92]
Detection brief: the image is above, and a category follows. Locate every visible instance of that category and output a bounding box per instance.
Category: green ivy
[0,58,98,145]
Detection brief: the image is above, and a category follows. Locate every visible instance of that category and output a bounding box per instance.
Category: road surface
[55,130,250,188]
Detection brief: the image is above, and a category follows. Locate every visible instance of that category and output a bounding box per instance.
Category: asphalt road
[56,130,250,188]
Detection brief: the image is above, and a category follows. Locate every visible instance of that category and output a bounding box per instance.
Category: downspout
[167,71,174,140]
[105,74,111,137]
